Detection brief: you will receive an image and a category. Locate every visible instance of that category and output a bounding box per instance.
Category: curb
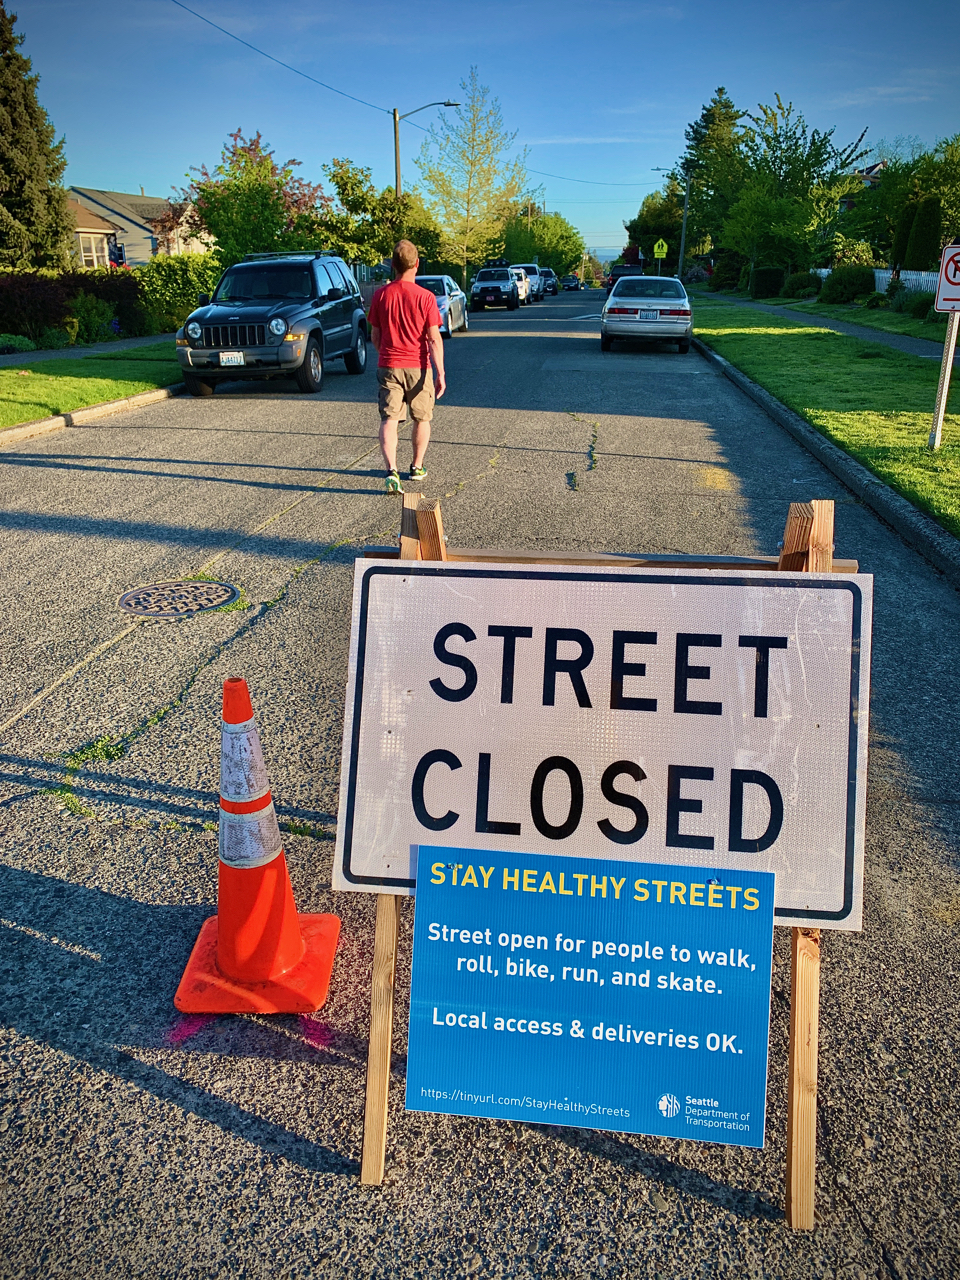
[0,383,186,449]
[693,336,960,591]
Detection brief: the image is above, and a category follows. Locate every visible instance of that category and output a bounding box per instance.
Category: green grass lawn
[0,342,181,431]
[785,300,950,343]
[693,298,960,539]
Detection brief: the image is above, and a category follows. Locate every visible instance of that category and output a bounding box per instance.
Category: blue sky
[21,0,960,257]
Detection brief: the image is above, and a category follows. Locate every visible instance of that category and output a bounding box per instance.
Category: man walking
[368,240,446,493]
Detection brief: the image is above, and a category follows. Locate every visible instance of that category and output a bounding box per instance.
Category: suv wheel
[344,329,367,374]
[183,374,214,397]
[295,337,323,393]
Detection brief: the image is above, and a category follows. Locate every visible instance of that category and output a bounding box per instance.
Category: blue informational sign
[406,848,775,1147]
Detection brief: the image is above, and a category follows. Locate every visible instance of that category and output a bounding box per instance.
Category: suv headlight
[269,318,286,337]
[185,321,202,341]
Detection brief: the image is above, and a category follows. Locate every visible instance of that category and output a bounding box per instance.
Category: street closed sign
[334,562,872,928]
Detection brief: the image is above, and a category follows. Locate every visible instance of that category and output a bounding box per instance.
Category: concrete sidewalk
[710,294,957,363]
[0,332,177,368]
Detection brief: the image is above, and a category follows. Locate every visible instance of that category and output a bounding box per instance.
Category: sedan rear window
[215,265,314,301]
[477,270,510,281]
[612,279,685,299]
[417,278,446,296]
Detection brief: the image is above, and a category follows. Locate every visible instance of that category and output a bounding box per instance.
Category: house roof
[69,187,178,231]
[67,197,121,234]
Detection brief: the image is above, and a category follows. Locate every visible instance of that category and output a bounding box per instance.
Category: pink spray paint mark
[298,1015,334,1049]
[166,1013,217,1045]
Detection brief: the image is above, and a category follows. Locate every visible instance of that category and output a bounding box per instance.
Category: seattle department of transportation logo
[657,1093,680,1119]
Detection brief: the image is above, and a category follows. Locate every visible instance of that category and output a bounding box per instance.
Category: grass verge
[0,341,180,431]
[693,298,960,539]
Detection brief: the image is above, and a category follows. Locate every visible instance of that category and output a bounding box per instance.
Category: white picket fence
[813,267,939,293]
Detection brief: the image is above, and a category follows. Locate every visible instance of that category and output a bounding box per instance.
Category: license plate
[219,351,245,367]
[640,310,658,321]
[486,295,496,302]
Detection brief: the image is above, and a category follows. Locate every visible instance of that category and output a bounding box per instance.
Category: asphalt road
[1,292,958,1279]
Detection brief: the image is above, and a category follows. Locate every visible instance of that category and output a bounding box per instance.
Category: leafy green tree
[503,208,585,274]
[415,68,528,285]
[904,194,942,270]
[623,178,685,272]
[0,2,72,268]
[720,177,807,270]
[181,130,329,268]
[318,159,442,266]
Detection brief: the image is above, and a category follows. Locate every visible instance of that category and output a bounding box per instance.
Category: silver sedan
[416,275,470,337]
[600,276,692,353]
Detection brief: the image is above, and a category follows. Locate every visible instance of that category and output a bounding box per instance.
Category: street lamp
[393,101,460,198]
[653,167,692,280]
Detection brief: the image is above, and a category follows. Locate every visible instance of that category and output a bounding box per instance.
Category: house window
[77,234,110,268]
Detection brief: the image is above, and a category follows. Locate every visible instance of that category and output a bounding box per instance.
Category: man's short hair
[392,240,419,275]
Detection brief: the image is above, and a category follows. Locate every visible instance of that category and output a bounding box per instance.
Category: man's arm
[370,325,381,353]
[427,325,445,398]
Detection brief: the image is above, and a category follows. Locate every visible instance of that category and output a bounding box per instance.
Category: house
[68,187,209,267]
[67,198,123,268]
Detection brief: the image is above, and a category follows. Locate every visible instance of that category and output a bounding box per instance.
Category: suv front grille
[203,324,266,348]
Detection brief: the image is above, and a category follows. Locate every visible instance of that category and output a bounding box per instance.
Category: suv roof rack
[241,251,330,262]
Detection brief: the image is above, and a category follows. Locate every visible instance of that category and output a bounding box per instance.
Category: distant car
[176,251,367,396]
[416,274,469,337]
[510,267,531,305]
[606,264,646,295]
[561,275,581,291]
[540,268,559,296]
[600,275,692,353]
[511,263,544,302]
[471,267,520,311]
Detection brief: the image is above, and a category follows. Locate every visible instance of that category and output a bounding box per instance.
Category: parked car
[175,251,367,396]
[416,274,469,336]
[561,275,581,291]
[600,275,692,353]
[511,262,544,302]
[471,266,520,311]
[540,268,559,295]
[605,263,646,295]
[510,267,531,305]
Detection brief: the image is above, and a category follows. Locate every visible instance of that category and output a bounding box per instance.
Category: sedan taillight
[660,308,692,317]
[607,307,638,315]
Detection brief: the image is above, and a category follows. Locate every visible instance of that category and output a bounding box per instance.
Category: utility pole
[653,166,692,279]
[392,100,460,201]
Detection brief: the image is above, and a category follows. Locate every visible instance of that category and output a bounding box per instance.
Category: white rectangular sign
[935,242,960,312]
[334,562,872,929]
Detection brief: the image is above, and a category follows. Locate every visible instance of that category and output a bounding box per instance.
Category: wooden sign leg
[786,926,821,1228]
[360,490,425,1186]
[779,498,833,1230]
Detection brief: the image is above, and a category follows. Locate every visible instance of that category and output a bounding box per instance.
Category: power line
[166,2,665,188]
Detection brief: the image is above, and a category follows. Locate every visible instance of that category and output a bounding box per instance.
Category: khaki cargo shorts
[377,366,435,423]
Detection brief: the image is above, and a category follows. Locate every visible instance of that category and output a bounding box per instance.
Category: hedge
[820,265,876,305]
[132,253,224,330]
[750,267,785,298]
[781,271,822,298]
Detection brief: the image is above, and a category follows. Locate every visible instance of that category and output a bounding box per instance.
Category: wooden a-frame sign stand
[359,494,846,1232]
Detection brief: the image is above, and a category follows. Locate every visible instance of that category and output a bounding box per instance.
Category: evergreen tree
[0,3,71,268]
[903,194,942,270]
[679,87,748,254]
[890,201,919,270]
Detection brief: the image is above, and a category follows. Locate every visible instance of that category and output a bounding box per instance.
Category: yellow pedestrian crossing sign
[654,239,668,259]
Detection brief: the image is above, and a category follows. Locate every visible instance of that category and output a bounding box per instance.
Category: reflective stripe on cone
[219,801,283,869]
[220,715,271,804]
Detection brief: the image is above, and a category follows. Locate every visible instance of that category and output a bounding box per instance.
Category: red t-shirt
[368,280,441,369]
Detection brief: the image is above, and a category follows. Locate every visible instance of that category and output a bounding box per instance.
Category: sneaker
[409,465,428,481]
[385,470,403,494]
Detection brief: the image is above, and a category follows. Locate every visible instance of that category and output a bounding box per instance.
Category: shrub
[798,286,818,299]
[907,291,936,320]
[904,195,942,271]
[133,252,223,329]
[68,291,117,343]
[864,292,888,309]
[832,233,874,267]
[38,326,73,349]
[0,273,70,341]
[708,252,745,291]
[750,266,785,298]
[682,264,709,284]
[781,271,822,298]
[0,333,36,354]
[890,202,918,270]
[820,265,876,305]
[57,267,157,338]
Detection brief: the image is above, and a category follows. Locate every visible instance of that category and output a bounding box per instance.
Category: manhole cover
[118,579,240,619]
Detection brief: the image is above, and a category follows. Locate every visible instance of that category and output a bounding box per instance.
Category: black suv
[175,252,368,396]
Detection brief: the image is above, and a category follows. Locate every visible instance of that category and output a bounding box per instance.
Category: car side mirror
[326,287,344,302]
[197,293,210,307]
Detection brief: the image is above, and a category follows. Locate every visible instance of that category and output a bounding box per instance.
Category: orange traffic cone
[174,677,340,1014]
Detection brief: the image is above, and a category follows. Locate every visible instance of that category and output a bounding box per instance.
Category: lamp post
[393,101,460,198]
[653,167,692,279]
